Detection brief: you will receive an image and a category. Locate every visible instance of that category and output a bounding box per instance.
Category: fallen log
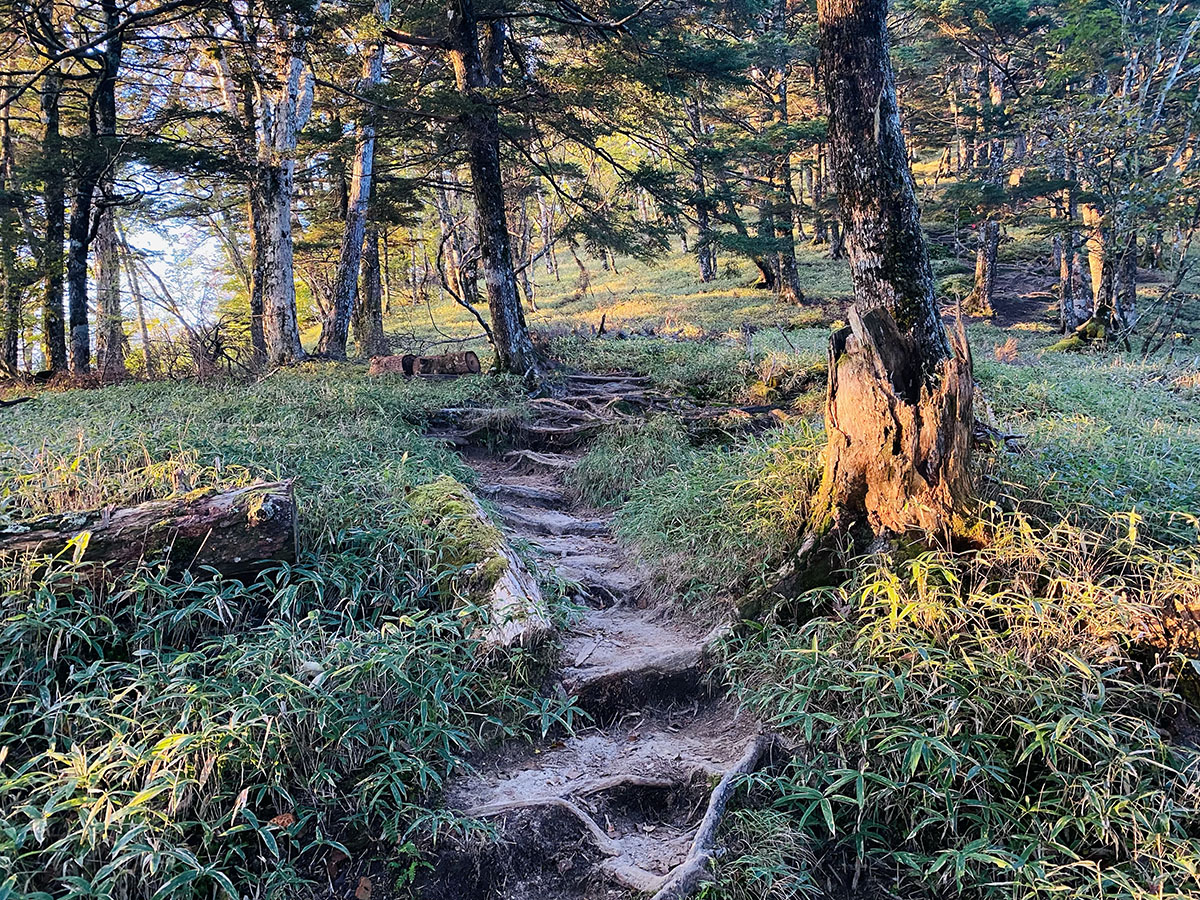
[0,481,297,579]
[408,476,553,650]
[368,351,481,377]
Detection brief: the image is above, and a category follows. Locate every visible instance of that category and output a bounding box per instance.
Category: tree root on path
[465,734,781,898]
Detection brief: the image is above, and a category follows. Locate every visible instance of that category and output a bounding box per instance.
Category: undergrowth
[718,522,1200,899]
[567,416,696,506]
[615,422,825,610]
[0,367,572,900]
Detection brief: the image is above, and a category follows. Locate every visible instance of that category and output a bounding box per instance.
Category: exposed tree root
[647,734,781,900]
[464,735,780,899]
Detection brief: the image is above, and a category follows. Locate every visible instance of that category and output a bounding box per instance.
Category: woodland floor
[3,238,1200,900]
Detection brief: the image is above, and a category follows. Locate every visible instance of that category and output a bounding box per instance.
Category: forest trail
[420,388,776,900]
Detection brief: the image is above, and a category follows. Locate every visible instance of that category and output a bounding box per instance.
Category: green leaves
[722,527,1200,899]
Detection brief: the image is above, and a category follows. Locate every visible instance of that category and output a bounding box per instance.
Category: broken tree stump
[0,481,297,578]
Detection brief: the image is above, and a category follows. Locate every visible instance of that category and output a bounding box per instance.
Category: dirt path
[418,422,770,900]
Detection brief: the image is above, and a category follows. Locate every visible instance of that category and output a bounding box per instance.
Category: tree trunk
[0,91,20,373]
[813,143,829,244]
[767,46,804,305]
[251,165,306,366]
[352,226,389,357]
[448,6,539,375]
[817,0,973,536]
[0,481,297,579]
[94,0,125,380]
[1083,202,1108,315]
[317,0,389,359]
[246,198,267,362]
[94,209,125,379]
[683,101,716,283]
[66,170,98,375]
[39,68,67,372]
[967,220,998,315]
[433,174,472,300]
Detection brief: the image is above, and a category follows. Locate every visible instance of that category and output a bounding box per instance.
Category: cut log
[0,481,297,578]
[368,351,481,377]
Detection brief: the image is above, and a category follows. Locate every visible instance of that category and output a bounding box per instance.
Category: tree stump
[818,307,974,535]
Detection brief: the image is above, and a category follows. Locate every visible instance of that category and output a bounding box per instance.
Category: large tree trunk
[39,68,67,372]
[817,0,973,536]
[0,481,297,579]
[251,165,306,367]
[317,0,390,360]
[66,170,98,375]
[0,91,20,373]
[352,226,389,357]
[94,210,125,379]
[448,6,539,375]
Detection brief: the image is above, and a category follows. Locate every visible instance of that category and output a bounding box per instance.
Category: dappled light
[3,0,1200,898]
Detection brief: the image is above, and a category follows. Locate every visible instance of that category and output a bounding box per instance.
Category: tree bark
[252,164,306,366]
[447,5,539,374]
[0,481,297,579]
[817,0,973,536]
[94,210,125,379]
[352,226,388,357]
[317,0,390,359]
[94,0,125,380]
[967,220,998,315]
[0,91,21,373]
[39,67,67,372]
[66,170,98,375]
[765,22,804,305]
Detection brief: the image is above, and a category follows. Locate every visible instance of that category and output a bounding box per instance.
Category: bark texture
[40,68,67,372]
[818,0,973,535]
[967,220,998,316]
[317,0,390,359]
[0,481,297,579]
[94,1,125,380]
[446,5,539,375]
[352,227,389,357]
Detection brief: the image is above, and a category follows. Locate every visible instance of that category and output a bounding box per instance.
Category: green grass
[4,235,1200,900]
[0,366,580,900]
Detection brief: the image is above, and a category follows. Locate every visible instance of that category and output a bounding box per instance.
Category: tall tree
[39,64,67,372]
[816,0,973,534]
[317,0,390,359]
[208,0,314,367]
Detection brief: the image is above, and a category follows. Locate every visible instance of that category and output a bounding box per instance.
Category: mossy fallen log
[408,476,553,650]
[0,481,297,578]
